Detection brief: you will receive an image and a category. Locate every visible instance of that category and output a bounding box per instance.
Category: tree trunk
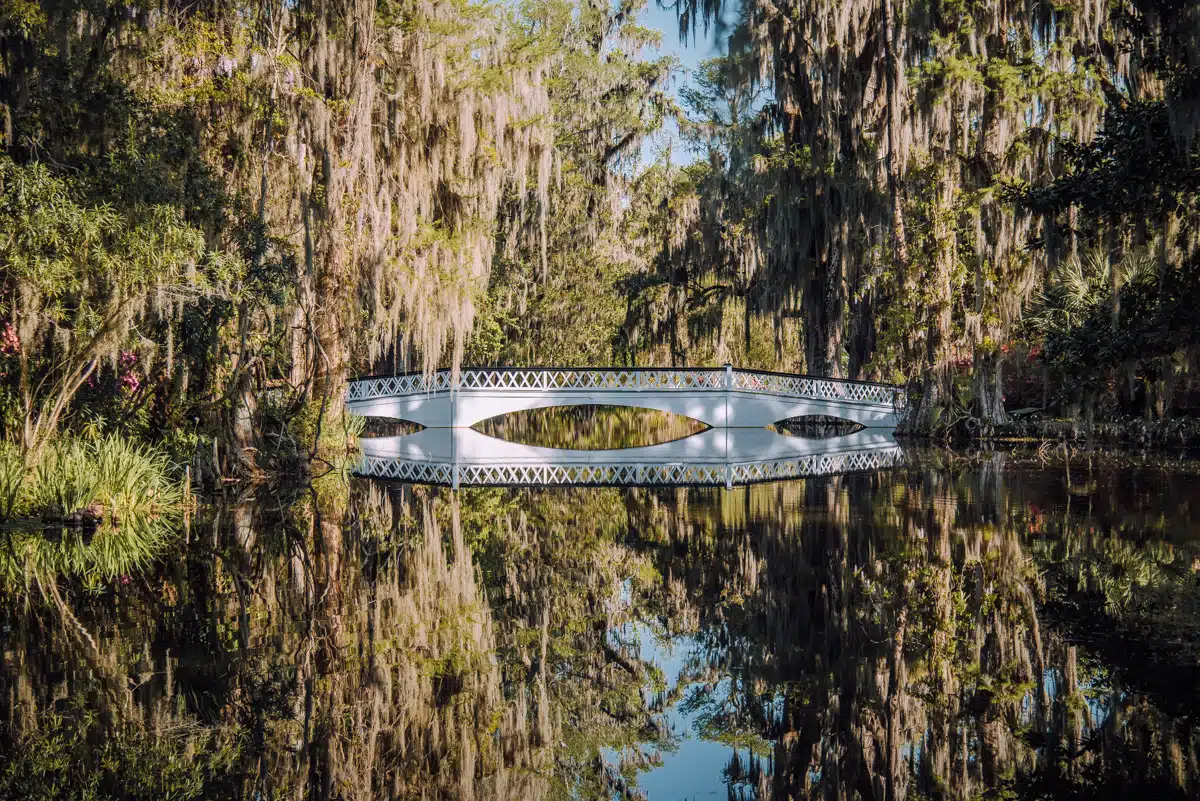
[805,214,847,378]
[886,604,908,801]
[880,0,909,270]
[972,349,1007,428]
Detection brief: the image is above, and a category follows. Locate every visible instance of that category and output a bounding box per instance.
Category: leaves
[1011,99,1200,223]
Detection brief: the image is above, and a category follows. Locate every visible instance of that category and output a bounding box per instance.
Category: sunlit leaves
[0,435,185,588]
[0,156,236,451]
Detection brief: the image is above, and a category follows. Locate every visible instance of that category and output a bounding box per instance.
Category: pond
[2,417,1199,799]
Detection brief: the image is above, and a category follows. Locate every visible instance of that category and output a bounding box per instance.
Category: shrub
[0,434,186,588]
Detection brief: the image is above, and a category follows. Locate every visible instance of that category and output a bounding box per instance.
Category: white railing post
[724,363,733,427]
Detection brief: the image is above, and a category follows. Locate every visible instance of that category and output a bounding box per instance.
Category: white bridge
[356,427,904,488]
[346,366,904,429]
[348,367,906,488]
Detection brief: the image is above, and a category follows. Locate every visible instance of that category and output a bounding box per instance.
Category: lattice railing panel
[457,369,728,391]
[355,448,904,487]
[348,367,902,408]
[348,369,730,401]
[346,372,453,401]
[355,459,455,484]
[731,371,900,406]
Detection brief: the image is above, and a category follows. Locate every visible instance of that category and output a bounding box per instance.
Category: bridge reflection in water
[354,426,904,488]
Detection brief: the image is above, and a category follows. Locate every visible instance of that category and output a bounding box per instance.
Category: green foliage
[0,160,216,290]
[286,400,365,465]
[0,434,185,588]
[1024,249,1200,408]
[0,156,237,453]
[473,0,677,367]
[1011,99,1200,223]
[0,0,1194,504]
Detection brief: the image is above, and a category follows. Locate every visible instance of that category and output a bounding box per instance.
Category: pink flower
[119,351,141,393]
[0,323,19,355]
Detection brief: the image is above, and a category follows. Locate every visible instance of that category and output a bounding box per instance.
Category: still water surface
[2,410,1199,799]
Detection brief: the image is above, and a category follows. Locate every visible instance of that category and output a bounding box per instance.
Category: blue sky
[638,1,735,165]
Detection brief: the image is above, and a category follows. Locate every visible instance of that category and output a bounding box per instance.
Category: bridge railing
[731,370,901,406]
[355,448,905,487]
[347,367,904,408]
[457,368,728,391]
[347,368,728,401]
[346,372,454,401]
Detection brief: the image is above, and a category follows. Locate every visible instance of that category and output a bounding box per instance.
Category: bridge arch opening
[361,418,425,437]
[473,405,709,450]
[767,415,865,439]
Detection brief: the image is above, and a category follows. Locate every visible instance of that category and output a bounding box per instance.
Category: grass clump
[0,434,186,587]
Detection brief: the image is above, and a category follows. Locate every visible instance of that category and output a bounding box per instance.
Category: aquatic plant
[0,434,186,587]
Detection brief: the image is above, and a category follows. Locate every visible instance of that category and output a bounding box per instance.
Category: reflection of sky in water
[605,618,774,800]
[6,453,1199,799]
[613,627,1125,800]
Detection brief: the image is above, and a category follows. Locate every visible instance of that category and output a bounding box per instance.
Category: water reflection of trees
[0,483,670,799]
[629,455,1200,800]
[0,456,1198,799]
[474,405,707,449]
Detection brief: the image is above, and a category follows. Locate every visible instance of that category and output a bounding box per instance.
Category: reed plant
[0,434,186,587]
